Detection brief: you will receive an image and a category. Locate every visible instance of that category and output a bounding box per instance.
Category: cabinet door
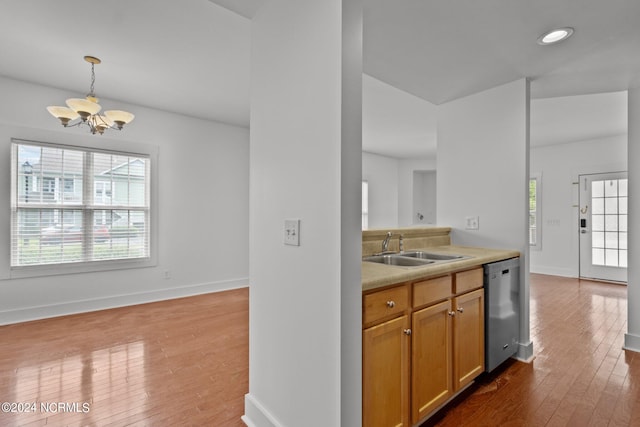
[453,288,485,391]
[411,300,453,424]
[363,315,410,427]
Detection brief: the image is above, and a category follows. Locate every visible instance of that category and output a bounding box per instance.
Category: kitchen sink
[363,251,471,267]
[400,251,467,260]
[363,255,435,267]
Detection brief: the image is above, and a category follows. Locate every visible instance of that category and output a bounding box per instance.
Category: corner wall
[529,134,627,277]
[437,79,532,361]
[245,0,362,425]
[0,76,249,324]
[625,88,640,352]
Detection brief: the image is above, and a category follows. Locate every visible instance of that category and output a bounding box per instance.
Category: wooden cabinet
[453,288,485,390]
[363,285,411,427]
[411,299,452,422]
[363,267,485,426]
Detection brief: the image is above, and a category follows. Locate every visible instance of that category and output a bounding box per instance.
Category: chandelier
[47,56,135,135]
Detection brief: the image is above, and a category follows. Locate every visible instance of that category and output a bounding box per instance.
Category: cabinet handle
[403,329,412,336]
[386,300,395,308]
[448,311,456,317]
[457,307,464,313]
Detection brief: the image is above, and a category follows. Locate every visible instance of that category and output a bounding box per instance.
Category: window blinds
[11,140,151,267]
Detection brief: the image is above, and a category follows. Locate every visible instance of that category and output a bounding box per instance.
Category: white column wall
[625,88,640,351]
[245,0,362,425]
[437,79,532,361]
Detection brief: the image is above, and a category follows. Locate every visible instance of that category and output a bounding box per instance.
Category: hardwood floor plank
[0,288,248,427]
[424,274,636,427]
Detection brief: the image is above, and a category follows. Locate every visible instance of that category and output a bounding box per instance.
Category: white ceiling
[0,1,637,158]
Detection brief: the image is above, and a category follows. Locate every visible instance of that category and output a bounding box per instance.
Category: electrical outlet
[284,219,300,246]
[465,216,479,230]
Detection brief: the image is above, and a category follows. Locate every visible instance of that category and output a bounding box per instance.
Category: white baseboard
[516,340,534,362]
[624,333,640,353]
[529,265,577,278]
[0,277,248,325]
[242,393,283,427]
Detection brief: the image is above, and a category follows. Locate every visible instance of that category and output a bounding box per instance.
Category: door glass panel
[604,215,618,231]
[620,232,628,250]
[592,232,604,248]
[604,179,618,197]
[593,248,605,265]
[620,250,628,268]
[605,249,618,267]
[619,197,628,214]
[605,198,618,214]
[592,181,604,197]
[619,179,628,196]
[605,232,618,249]
[620,215,628,232]
[592,198,604,214]
[590,177,627,268]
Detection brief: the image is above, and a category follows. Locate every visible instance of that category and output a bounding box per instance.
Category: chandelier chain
[89,63,96,97]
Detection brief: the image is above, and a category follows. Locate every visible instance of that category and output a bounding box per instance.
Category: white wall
[413,170,437,225]
[245,0,362,426]
[398,157,436,227]
[0,76,250,324]
[530,134,627,277]
[437,79,532,361]
[361,153,437,229]
[625,88,640,352]
[362,151,398,228]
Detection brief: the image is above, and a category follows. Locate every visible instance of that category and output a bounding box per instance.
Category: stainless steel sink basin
[363,255,435,267]
[363,251,471,267]
[400,251,466,260]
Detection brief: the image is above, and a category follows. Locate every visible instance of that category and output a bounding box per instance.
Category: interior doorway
[413,170,437,225]
[578,171,628,283]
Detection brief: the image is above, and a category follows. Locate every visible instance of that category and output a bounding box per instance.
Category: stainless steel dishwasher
[484,257,520,372]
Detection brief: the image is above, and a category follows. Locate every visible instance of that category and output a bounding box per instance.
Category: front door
[578,172,628,283]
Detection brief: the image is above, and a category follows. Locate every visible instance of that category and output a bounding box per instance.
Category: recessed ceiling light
[537,27,574,45]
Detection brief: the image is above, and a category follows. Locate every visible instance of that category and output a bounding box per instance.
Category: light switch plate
[465,216,479,230]
[284,219,300,246]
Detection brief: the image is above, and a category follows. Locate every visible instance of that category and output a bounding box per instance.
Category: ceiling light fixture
[537,27,574,45]
[47,56,135,135]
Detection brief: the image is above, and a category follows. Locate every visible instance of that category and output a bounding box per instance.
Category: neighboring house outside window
[11,140,151,270]
[529,173,541,249]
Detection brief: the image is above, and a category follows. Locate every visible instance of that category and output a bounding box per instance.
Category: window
[529,173,541,249]
[362,181,369,230]
[11,140,151,268]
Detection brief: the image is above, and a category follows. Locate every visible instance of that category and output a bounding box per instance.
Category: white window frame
[529,172,542,250]
[7,137,158,279]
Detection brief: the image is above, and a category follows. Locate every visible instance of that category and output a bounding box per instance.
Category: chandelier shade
[46,56,134,135]
[65,98,102,117]
[46,106,79,126]
[104,110,135,129]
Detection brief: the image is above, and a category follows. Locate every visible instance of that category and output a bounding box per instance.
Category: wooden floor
[426,274,637,427]
[0,275,637,426]
[0,288,248,427]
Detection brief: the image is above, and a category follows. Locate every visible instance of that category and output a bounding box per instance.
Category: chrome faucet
[381,232,393,253]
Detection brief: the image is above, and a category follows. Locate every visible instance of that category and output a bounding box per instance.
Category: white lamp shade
[66,98,102,115]
[104,110,135,124]
[46,106,80,120]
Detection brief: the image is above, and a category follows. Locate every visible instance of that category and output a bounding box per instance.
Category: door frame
[578,171,628,283]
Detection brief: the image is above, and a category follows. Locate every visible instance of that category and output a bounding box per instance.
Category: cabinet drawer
[413,276,452,308]
[364,285,410,326]
[454,268,483,294]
